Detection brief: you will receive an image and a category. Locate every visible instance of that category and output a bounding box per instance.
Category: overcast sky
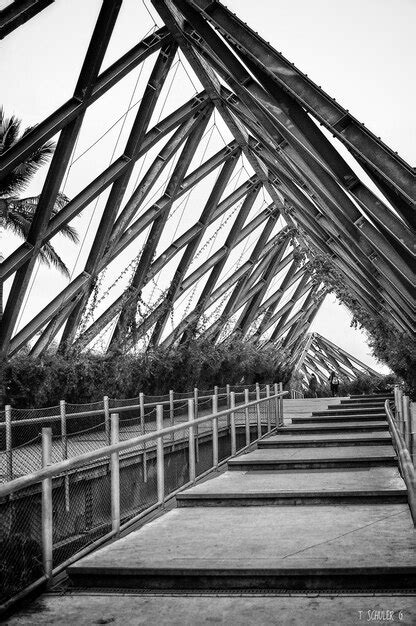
[1,0,414,373]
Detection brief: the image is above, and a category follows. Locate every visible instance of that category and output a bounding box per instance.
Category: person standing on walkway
[329,371,340,397]
[309,374,318,398]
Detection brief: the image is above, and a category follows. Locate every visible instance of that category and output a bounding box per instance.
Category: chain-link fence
[0,386,285,607]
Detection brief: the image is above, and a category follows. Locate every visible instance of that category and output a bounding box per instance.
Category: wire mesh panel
[52,453,112,568]
[0,488,43,603]
[163,431,190,496]
[120,452,158,525]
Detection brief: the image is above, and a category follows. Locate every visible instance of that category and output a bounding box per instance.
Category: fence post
[110,413,120,534]
[188,398,196,482]
[5,405,12,482]
[212,394,218,469]
[279,382,284,426]
[230,391,236,455]
[156,405,165,506]
[169,390,175,446]
[194,387,199,463]
[274,383,279,429]
[103,396,110,446]
[139,392,147,483]
[266,384,271,432]
[255,384,262,439]
[41,427,53,580]
[60,400,70,513]
[244,388,250,447]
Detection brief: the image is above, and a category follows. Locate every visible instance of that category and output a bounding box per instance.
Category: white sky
[1,0,414,373]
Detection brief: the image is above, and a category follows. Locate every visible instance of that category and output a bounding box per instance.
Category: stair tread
[177,468,406,497]
[227,446,396,464]
[258,432,392,445]
[68,505,416,574]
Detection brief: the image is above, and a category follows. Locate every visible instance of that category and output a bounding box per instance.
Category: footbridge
[2,390,416,623]
[0,0,415,622]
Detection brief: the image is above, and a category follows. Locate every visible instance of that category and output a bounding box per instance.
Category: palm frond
[38,242,71,279]
[0,109,56,196]
[4,194,79,243]
[4,210,31,239]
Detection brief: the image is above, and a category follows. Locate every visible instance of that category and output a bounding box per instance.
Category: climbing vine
[295,240,415,395]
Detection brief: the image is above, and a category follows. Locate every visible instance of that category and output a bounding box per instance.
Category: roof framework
[0,0,414,368]
[294,332,382,387]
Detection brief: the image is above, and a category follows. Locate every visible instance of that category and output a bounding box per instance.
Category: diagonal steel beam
[148,149,241,346]
[0,0,124,356]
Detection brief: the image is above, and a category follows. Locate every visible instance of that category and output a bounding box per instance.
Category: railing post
[5,405,13,482]
[274,383,279,429]
[212,394,218,469]
[230,391,236,455]
[226,384,231,428]
[279,382,284,426]
[60,400,67,461]
[188,398,196,482]
[194,387,199,462]
[266,384,271,432]
[169,390,175,446]
[410,403,416,467]
[110,413,120,534]
[60,400,70,512]
[156,405,165,506]
[139,392,147,482]
[244,388,250,447]
[41,427,53,580]
[103,396,110,446]
[403,395,410,450]
[255,384,262,439]
[394,385,403,431]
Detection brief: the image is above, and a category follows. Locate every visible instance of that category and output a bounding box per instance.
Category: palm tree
[0,107,78,278]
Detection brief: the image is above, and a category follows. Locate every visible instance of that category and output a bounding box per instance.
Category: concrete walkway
[8,395,416,624]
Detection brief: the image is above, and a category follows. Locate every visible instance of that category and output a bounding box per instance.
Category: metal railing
[0,382,276,483]
[0,385,286,610]
[385,397,416,525]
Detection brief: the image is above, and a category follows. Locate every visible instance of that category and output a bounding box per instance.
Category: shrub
[4,338,293,408]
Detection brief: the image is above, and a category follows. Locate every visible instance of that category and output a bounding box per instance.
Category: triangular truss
[293,332,382,387]
[0,0,414,363]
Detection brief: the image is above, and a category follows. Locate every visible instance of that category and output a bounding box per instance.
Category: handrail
[0,391,288,498]
[385,399,416,526]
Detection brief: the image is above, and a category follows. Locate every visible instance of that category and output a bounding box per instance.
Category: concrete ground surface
[5,592,416,625]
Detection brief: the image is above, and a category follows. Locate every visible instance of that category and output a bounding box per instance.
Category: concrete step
[340,399,386,405]
[227,447,397,471]
[257,432,393,447]
[291,414,387,424]
[280,421,389,435]
[176,468,407,507]
[312,407,385,416]
[350,394,394,400]
[334,402,386,409]
[67,505,416,590]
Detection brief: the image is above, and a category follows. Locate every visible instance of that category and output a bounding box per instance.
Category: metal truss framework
[293,332,383,387]
[0,0,414,367]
